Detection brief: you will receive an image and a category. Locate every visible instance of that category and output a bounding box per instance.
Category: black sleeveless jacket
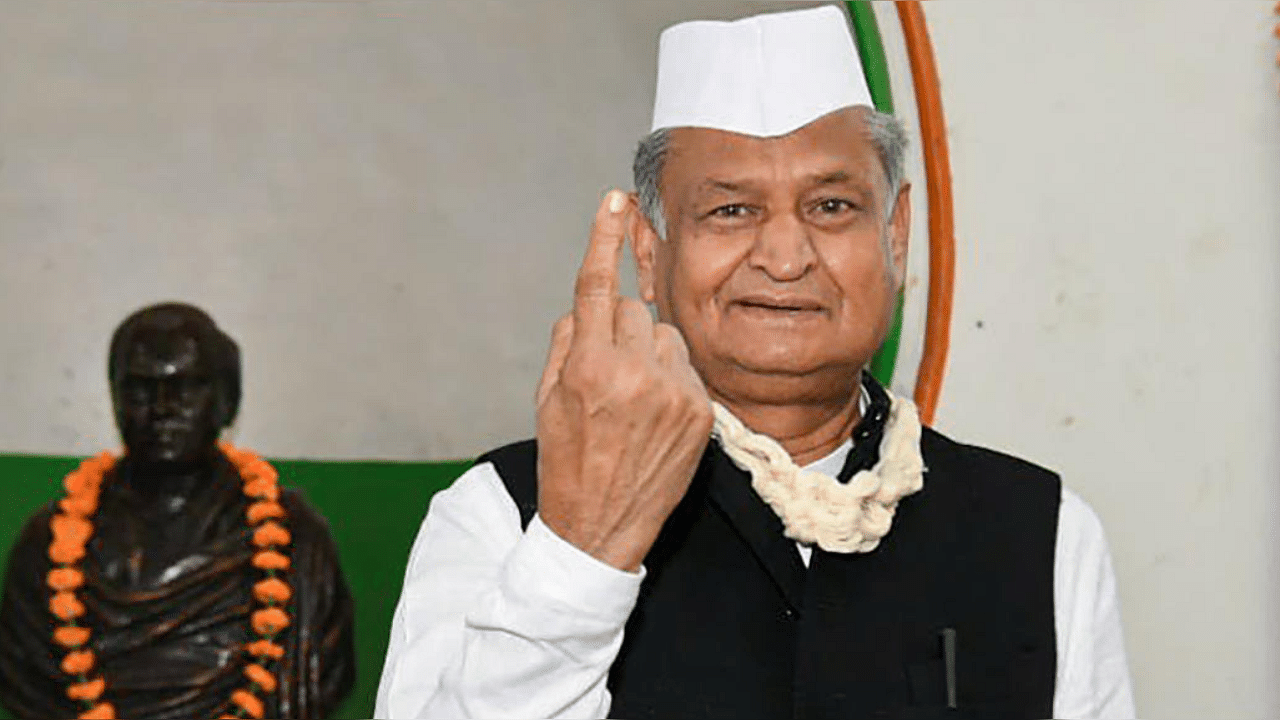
[477,427,1060,720]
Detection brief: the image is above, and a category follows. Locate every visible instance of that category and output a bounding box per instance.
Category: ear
[628,193,660,303]
[217,393,238,432]
[216,364,241,432]
[887,183,911,290]
[108,386,126,428]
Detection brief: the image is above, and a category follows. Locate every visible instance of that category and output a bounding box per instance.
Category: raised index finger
[573,189,629,339]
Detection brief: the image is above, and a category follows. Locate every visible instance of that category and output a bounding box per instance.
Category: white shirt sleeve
[376,461,1135,719]
[1052,486,1137,719]
[374,462,644,720]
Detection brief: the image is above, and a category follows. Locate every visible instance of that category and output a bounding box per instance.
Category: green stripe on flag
[847,1,905,387]
[848,1,895,114]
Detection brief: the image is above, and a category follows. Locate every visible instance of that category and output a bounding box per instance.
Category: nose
[151,381,180,416]
[747,212,817,282]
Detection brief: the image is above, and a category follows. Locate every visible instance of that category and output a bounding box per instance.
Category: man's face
[112,330,226,471]
[633,107,909,406]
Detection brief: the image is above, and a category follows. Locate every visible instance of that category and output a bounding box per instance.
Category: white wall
[1,1,1277,717]
[0,0,804,461]
[889,3,1280,718]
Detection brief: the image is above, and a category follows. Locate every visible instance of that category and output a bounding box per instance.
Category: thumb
[536,316,575,408]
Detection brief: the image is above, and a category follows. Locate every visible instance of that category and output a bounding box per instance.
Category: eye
[122,380,150,401]
[179,378,211,398]
[708,203,758,219]
[814,198,855,214]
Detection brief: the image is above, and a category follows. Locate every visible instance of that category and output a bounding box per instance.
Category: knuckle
[614,356,662,400]
[563,348,629,393]
[616,299,654,337]
[559,352,596,388]
[575,270,613,297]
[617,297,648,317]
[619,355,653,384]
[549,318,575,350]
[615,373,649,402]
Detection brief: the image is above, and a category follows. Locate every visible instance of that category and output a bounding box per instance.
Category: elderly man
[376,6,1133,719]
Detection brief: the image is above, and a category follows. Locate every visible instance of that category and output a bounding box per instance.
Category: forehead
[121,329,211,378]
[662,107,883,192]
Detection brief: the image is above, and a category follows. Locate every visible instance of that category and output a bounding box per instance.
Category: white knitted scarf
[710,387,925,553]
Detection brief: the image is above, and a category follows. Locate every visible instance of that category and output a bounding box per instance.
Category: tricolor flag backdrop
[1,2,1277,718]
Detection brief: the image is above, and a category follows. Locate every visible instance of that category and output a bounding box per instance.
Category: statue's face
[112,330,228,471]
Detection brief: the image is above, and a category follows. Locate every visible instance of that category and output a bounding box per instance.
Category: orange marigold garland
[46,444,294,720]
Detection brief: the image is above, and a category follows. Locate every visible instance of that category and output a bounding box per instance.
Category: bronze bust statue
[0,303,355,719]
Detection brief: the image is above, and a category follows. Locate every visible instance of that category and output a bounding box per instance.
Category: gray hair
[632,108,908,240]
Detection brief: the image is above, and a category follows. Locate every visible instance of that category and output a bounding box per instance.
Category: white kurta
[374,440,1136,720]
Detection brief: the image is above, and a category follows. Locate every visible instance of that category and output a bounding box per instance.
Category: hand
[534,190,714,573]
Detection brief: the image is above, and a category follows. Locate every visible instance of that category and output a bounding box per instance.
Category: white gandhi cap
[650,5,874,138]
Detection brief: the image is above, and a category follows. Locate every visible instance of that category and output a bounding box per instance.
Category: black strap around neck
[835,371,892,483]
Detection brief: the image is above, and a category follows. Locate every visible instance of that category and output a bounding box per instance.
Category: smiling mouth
[733,298,826,314]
